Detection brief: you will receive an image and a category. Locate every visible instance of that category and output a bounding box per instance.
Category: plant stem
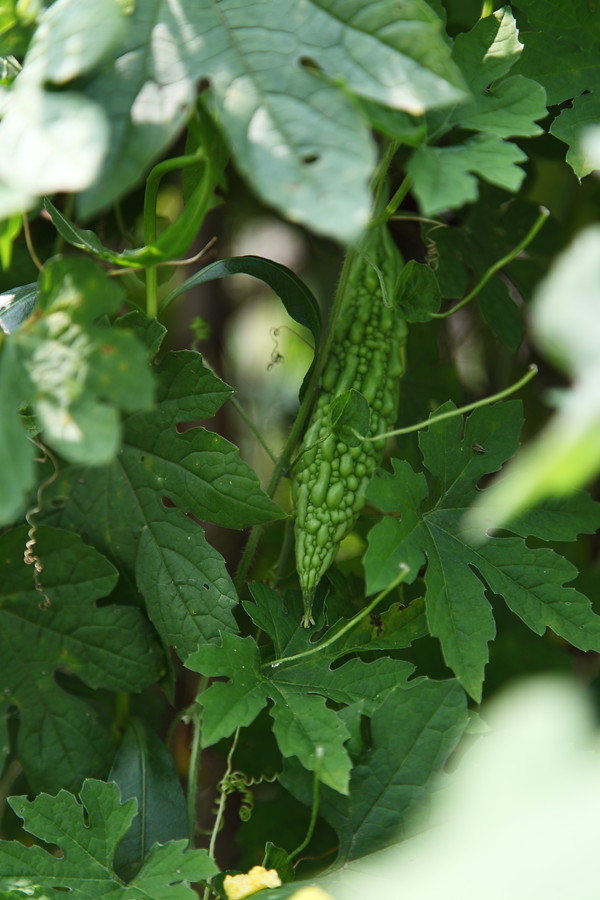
[202,728,240,900]
[229,396,277,463]
[53,195,73,256]
[187,676,209,846]
[22,213,43,270]
[370,174,413,228]
[143,147,204,319]
[349,365,538,445]
[289,748,323,862]
[233,248,358,594]
[266,564,410,669]
[370,139,399,213]
[431,207,549,319]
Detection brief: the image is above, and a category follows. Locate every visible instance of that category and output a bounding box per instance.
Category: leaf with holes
[364,401,600,701]
[74,0,464,241]
[0,257,153,525]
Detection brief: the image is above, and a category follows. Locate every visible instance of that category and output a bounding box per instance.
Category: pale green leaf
[6,257,154,466]
[0,0,123,198]
[78,0,464,240]
[531,225,600,378]
[20,0,124,85]
[0,179,34,220]
[0,283,36,333]
[407,134,527,215]
[0,87,109,195]
[550,92,600,179]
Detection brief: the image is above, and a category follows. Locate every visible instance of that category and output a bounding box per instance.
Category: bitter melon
[292,225,407,626]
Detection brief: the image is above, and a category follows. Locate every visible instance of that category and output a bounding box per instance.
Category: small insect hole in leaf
[298,55,323,74]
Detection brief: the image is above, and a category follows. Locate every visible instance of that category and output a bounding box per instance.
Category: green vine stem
[187,675,209,845]
[143,146,205,319]
[369,174,413,228]
[229,396,278,464]
[233,244,359,594]
[202,728,241,900]
[431,207,549,319]
[288,747,323,862]
[369,138,399,215]
[347,364,538,446]
[22,213,43,271]
[266,563,410,669]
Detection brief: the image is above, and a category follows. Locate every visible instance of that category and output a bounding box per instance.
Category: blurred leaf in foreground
[467,225,600,534]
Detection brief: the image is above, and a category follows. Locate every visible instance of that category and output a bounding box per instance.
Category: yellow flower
[288,888,334,900]
[223,866,282,900]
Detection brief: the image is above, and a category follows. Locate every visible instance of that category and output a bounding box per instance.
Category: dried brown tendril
[24,436,59,608]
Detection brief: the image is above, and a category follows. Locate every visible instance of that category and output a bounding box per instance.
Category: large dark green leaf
[109,718,188,882]
[0,526,162,792]
[46,351,283,660]
[280,678,468,863]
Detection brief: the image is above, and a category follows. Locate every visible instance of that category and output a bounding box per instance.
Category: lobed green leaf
[365,401,600,700]
[0,779,217,898]
[189,586,417,795]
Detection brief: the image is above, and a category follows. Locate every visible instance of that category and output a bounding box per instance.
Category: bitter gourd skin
[292,225,407,626]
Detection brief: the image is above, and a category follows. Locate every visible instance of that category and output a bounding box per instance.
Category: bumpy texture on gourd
[292,225,407,626]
